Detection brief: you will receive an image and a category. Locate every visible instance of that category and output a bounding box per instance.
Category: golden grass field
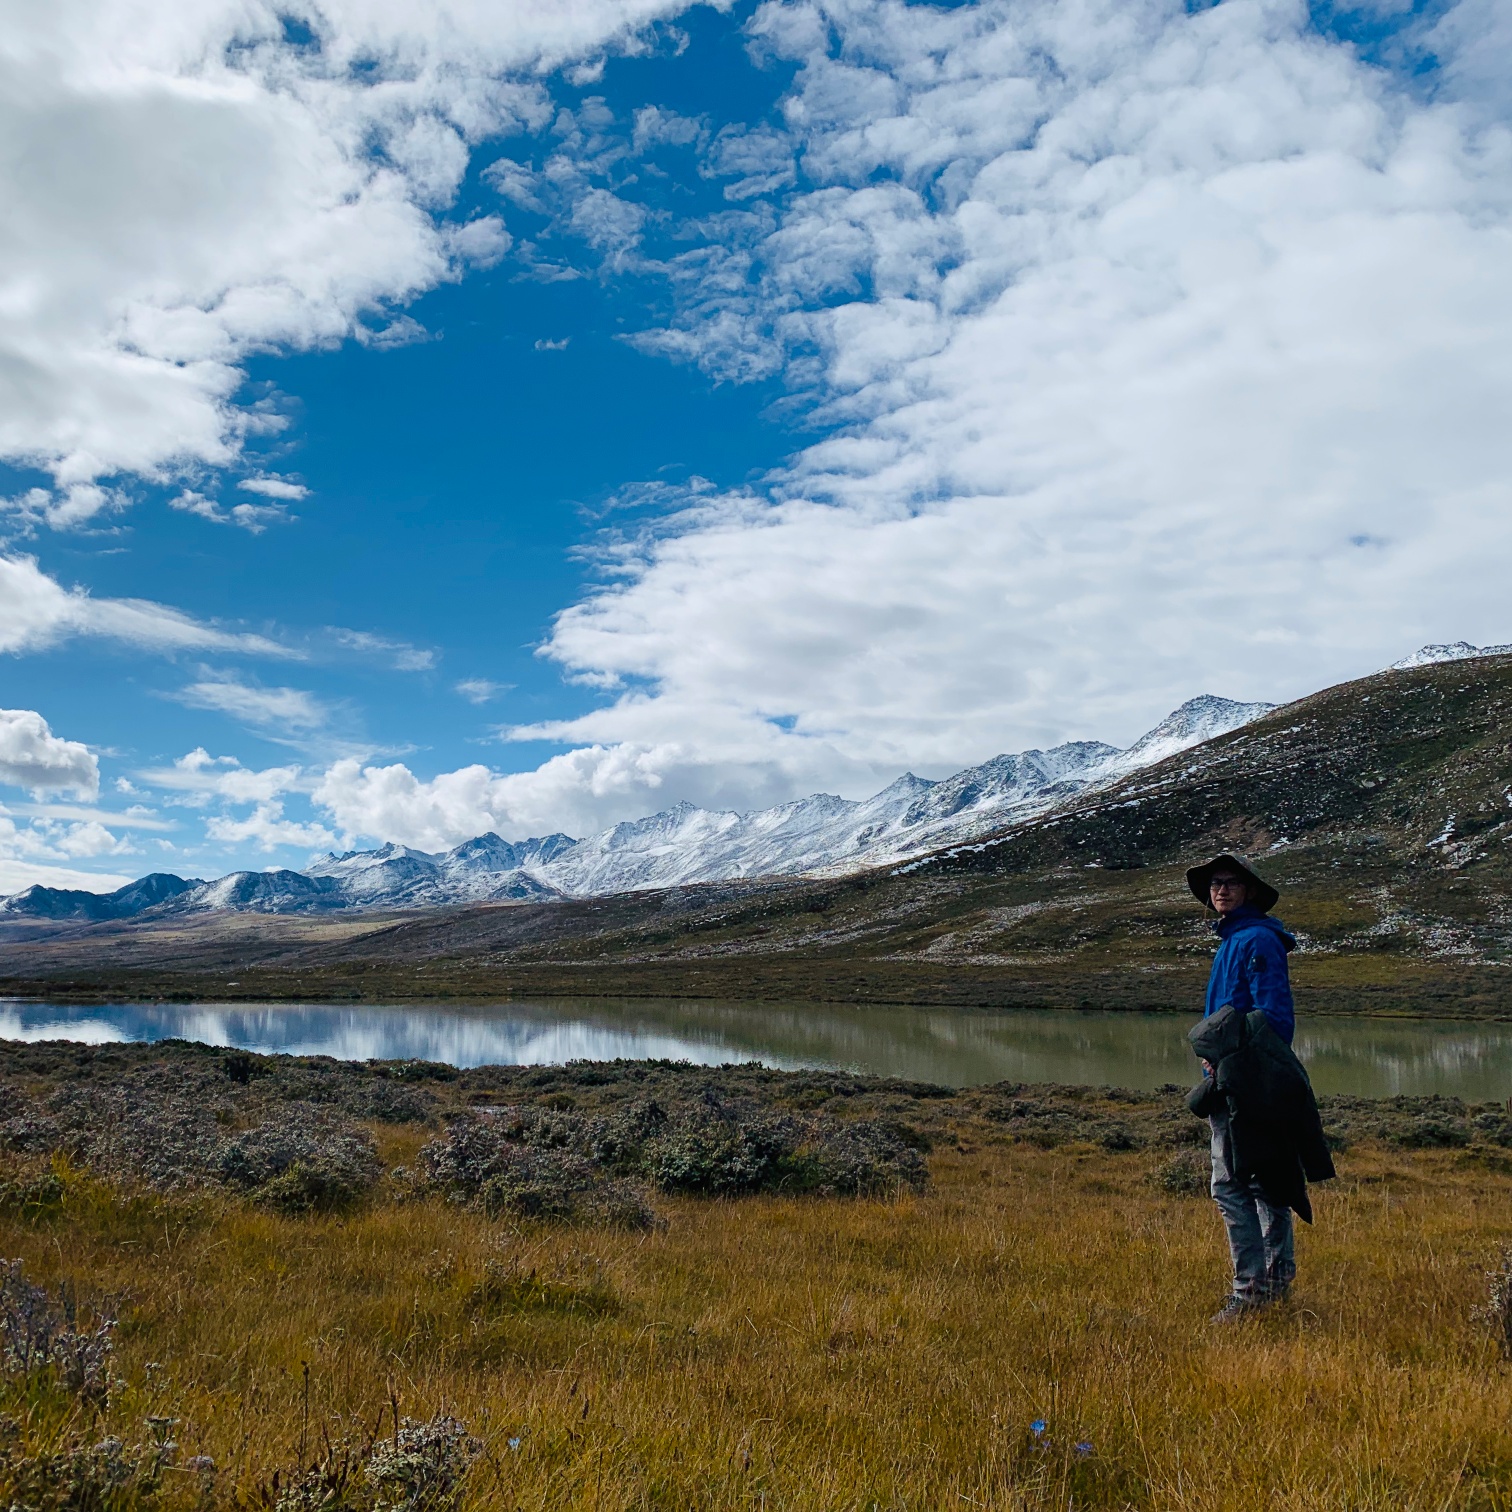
[5,1119,1512,1511]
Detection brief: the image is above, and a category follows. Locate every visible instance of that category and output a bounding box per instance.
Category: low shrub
[1,1068,385,1213]
[269,1413,479,1512]
[254,1162,368,1217]
[804,1121,930,1197]
[34,1082,224,1191]
[1390,1117,1471,1150]
[422,1116,656,1229]
[645,1117,795,1196]
[222,1050,261,1085]
[1150,1150,1208,1198]
[420,1098,930,1225]
[353,1082,435,1126]
[364,1414,479,1512]
[0,1430,178,1512]
[1473,1112,1512,1148]
[220,1113,382,1214]
[0,1258,115,1405]
[589,1098,670,1173]
[980,1096,1126,1148]
[474,1149,656,1231]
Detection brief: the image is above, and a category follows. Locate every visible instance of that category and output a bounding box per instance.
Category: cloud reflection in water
[0,999,1507,1097]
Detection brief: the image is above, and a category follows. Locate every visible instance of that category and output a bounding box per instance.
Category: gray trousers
[1210,1110,1295,1300]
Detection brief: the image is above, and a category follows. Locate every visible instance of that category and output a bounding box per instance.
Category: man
[1185,853,1299,1322]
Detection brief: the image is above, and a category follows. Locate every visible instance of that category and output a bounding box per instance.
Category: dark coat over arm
[1188,1005,1335,1222]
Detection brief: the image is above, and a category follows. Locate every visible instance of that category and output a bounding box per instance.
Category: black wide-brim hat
[1186,852,1279,914]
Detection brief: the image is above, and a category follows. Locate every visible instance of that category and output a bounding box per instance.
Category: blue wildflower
[1075,1442,1093,1457]
[1030,1420,1047,1436]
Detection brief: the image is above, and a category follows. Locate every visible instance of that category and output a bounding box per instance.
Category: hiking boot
[1209,1294,1264,1324]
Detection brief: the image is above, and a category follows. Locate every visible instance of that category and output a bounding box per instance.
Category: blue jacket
[1204,906,1296,1045]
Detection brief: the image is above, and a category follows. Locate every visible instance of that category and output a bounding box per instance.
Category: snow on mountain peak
[2,690,1278,918]
[873,772,933,799]
[1389,641,1512,671]
[1103,695,1276,776]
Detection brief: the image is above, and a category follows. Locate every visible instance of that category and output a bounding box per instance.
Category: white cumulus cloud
[0,0,703,519]
[46,819,128,858]
[0,709,98,797]
[137,748,305,807]
[310,753,625,848]
[205,803,336,852]
[313,759,522,851]
[133,748,332,856]
[487,0,1512,817]
[238,476,309,501]
[0,805,139,893]
[0,849,134,894]
[311,731,872,847]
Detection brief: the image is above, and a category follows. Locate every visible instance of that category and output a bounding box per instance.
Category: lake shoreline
[6,997,1510,1099]
[5,968,1512,1021]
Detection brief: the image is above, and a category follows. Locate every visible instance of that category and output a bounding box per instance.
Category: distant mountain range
[1,693,1274,921]
[11,642,1509,923]
[8,647,1512,1013]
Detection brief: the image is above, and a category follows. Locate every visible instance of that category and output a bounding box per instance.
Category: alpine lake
[2,995,1508,1099]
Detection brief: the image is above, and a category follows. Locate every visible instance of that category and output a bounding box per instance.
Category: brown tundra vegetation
[2,1038,1512,1511]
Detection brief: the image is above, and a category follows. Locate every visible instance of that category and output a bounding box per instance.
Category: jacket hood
[1214,906,1296,952]
[1189,1002,1284,1063]
[1190,1003,1247,1063]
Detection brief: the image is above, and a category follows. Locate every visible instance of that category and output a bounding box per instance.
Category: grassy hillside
[4,657,1512,1015]
[4,1044,1512,1511]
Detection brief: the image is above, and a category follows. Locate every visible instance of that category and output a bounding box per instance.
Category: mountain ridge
[1388,639,1512,671]
[2,693,1272,921]
[6,652,1512,1018]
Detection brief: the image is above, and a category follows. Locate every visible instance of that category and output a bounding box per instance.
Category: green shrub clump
[421,1096,929,1227]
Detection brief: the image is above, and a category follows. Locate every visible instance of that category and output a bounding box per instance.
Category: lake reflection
[1,997,1508,1099]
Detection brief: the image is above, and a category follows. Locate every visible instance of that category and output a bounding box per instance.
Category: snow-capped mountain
[1098,694,1270,776]
[0,872,199,922]
[1389,641,1512,671]
[303,833,574,907]
[1,694,1272,921]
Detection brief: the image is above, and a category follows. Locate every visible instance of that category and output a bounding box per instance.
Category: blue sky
[2,0,1510,891]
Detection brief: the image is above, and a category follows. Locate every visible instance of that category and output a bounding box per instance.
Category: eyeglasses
[1209,876,1244,891]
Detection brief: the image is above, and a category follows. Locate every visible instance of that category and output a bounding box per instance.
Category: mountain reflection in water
[0,998,1507,1099]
